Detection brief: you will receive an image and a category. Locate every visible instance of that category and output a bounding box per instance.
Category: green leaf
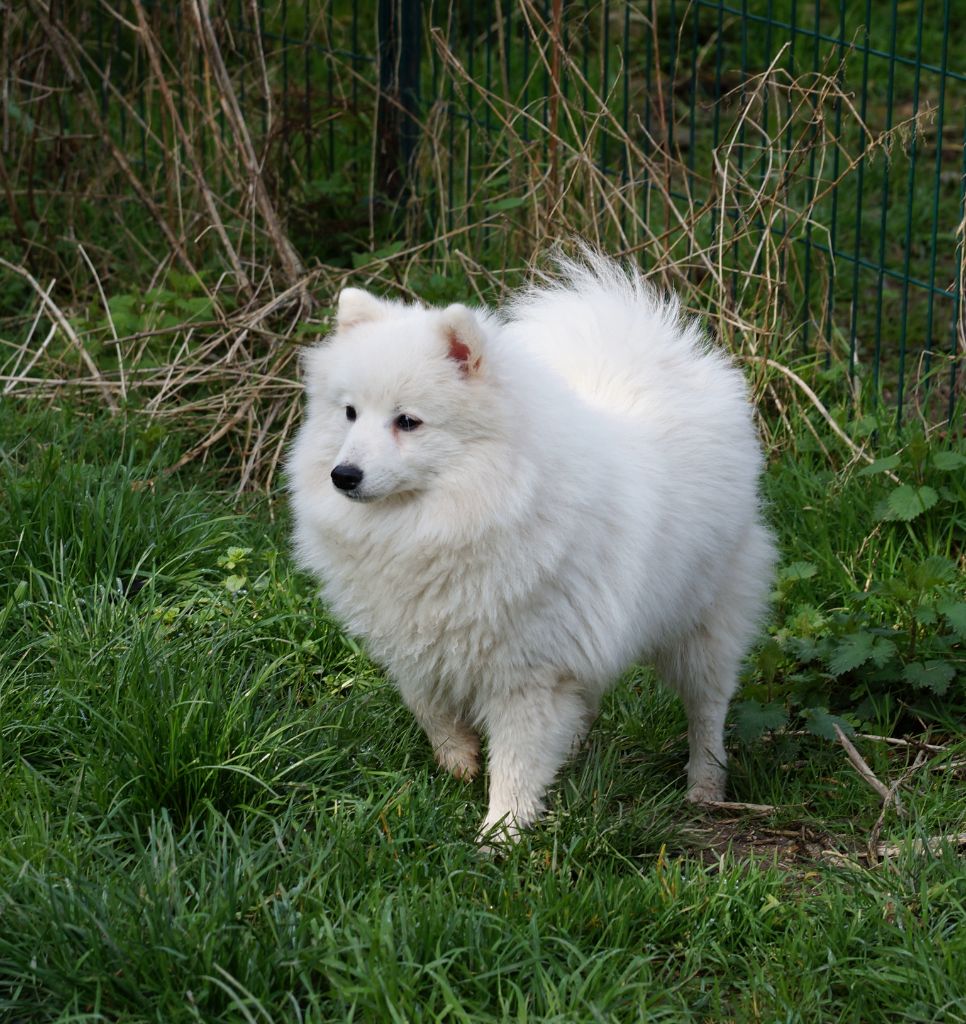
[107,293,138,314]
[166,268,205,293]
[826,631,896,675]
[778,561,818,582]
[932,450,966,471]
[827,631,874,675]
[144,287,175,305]
[867,636,898,669]
[906,556,957,590]
[875,576,916,603]
[217,546,252,570]
[786,605,827,636]
[857,453,901,476]
[157,312,182,331]
[110,312,140,335]
[802,707,854,740]
[351,241,404,268]
[754,637,784,684]
[903,660,956,695]
[787,635,826,663]
[849,414,882,438]
[178,296,214,319]
[916,605,938,627]
[733,699,788,742]
[937,601,966,640]
[485,196,528,212]
[295,322,330,337]
[223,574,247,594]
[879,484,939,522]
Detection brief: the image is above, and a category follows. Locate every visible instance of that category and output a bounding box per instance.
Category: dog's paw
[434,733,480,781]
[476,813,523,855]
[686,779,726,804]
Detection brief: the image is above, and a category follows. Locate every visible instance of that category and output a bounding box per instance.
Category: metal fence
[5,1,964,426]
[371,0,966,427]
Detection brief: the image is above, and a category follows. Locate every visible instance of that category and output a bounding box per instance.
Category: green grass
[1,403,964,1022]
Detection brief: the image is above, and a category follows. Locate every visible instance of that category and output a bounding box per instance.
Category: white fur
[288,252,776,842]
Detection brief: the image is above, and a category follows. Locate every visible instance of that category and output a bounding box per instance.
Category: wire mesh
[3,1,963,426]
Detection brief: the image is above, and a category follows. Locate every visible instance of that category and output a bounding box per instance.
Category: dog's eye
[395,414,422,432]
[345,405,356,422]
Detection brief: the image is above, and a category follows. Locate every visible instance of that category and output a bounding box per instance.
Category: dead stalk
[833,724,903,815]
[4,5,955,487]
[187,0,305,289]
[0,258,119,414]
[130,0,253,297]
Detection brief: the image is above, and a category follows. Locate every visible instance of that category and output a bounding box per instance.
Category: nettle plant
[736,434,966,742]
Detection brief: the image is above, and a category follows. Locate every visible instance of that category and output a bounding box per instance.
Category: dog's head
[300,289,496,504]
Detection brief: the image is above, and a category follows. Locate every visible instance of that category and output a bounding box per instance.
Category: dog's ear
[440,304,484,377]
[336,288,389,330]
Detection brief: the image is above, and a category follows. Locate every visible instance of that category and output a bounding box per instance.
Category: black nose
[331,463,364,492]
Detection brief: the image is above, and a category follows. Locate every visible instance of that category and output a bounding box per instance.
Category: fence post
[376,0,421,200]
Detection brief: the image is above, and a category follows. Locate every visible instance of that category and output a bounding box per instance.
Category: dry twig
[702,800,779,814]
[833,724,903,815]
[0,258,119,414]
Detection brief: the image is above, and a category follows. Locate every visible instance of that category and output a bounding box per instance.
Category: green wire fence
[375,0,966,427]
[4,1,964,428]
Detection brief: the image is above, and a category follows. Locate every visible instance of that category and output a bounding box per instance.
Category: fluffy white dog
[289,252,775,842]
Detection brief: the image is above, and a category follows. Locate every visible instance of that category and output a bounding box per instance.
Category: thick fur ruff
[288,252,776,841]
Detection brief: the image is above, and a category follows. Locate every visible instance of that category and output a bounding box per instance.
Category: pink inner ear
[447,331,472,369]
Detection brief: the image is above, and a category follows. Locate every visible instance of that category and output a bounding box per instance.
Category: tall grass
[2,2,962,491]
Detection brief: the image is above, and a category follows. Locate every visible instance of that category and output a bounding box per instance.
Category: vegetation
[3,0,964,453]
[0,399,963,1022]
[0,2,963,1020]
[744,424,966,741]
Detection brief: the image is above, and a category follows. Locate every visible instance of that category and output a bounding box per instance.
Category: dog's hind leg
[658,524,774,803]
[656,628,736,803]
[478,672,587,842]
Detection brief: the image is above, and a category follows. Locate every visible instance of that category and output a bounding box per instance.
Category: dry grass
[1,1,962,490]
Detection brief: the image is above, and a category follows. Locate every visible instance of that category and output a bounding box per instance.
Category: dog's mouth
[336,484,422,506]
[339,489,378,503]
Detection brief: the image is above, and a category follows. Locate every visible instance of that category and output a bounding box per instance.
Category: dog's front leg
[478,673,586,844]
[402,692,480,781]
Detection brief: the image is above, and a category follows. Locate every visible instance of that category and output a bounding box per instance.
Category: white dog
[289,252,775,841]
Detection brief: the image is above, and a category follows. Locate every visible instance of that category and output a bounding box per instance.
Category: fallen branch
[764,729,951,754]
[702,800,778,814]
[867,749,927,863]
[823,833,966,869]
[875,833,966,859]
[833,724,902,814]
[858,733,950,754]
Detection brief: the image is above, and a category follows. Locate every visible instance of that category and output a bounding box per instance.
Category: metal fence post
[376,0,421,200]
